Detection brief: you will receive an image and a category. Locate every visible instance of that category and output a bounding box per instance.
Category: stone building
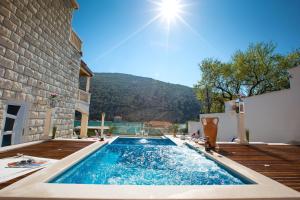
[0,0,92,147]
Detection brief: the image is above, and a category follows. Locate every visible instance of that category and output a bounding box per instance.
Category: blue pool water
[50,137,252,185]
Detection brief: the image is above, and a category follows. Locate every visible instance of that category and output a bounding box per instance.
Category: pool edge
[0,136,300,200]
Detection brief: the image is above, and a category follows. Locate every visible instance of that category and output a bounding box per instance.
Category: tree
[232,42,295,96]
[193,86,225,113]
[195,42,300,113]
[169,124,179,137]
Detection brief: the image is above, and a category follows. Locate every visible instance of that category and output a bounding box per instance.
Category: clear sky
[73,0,300,87]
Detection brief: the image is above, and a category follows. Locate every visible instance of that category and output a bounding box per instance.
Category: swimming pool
[1,138,299,200]
[50,137,252,185]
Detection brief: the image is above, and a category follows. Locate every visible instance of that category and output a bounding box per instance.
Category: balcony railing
[70,29,82,52]
[78,89,90,103]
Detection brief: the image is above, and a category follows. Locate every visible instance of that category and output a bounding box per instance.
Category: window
[4,117,15,132]
[2,134,12,147]
[1,104,25,147]
[7,105,20,116]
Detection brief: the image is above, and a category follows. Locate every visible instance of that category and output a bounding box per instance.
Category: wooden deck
[218,144,300,192]
[0,141,299,193]
[0,140,94,190]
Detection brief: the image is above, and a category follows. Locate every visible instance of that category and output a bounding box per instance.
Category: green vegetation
[88,73,201,123]
[169,124,179,137]
[87,129,96,137]
[52,126,57,139]
[107,126,116,134]
[180,123,188,134]
[195,42,300,113]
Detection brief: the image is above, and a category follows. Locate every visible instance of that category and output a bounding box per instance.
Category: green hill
[87,73,201,123]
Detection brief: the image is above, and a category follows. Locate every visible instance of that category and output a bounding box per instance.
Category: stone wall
[0,0,81,142]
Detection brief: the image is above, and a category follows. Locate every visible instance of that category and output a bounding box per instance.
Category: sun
[158,0,182,24]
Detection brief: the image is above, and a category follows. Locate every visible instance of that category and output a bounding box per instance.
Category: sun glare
[157,0,182,24]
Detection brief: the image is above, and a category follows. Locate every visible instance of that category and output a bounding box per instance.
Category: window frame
[0,101,29,147]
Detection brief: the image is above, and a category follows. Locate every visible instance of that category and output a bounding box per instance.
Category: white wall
[188,121,202,135]
[204,66,300,144]
[199,113,237,142]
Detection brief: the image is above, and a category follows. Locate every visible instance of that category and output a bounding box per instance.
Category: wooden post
[80,113,89,138]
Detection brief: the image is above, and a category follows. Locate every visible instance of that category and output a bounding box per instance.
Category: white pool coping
[0,136,299,200]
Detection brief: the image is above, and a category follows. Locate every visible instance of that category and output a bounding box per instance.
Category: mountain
[87,73,201,123]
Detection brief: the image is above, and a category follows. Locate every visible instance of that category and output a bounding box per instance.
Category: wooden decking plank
[218,144,300,192]
[0,140,94,190]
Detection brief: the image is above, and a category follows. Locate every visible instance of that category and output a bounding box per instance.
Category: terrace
[0,140,94,190]
[0,0,299,199]
[0,140,299,193]
[76,60,94,138]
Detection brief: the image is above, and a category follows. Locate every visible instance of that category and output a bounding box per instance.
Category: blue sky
[73,0,300,87]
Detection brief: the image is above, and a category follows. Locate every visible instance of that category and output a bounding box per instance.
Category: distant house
[113,116,122,122]
[0,0,92,147]
[145,121,173,129]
